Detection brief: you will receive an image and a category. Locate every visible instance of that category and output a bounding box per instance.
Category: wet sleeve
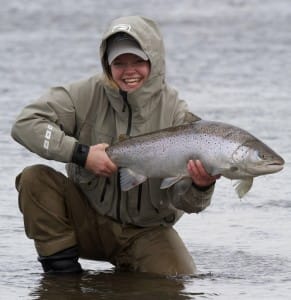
[11,87,78,162]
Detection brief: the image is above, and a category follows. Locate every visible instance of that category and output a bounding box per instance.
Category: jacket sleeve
[11,87,78,162]
[169,183,214,213]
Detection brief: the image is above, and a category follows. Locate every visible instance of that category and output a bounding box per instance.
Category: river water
[1,0,291,299]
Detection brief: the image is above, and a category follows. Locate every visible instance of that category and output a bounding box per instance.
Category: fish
[106,120,285,198]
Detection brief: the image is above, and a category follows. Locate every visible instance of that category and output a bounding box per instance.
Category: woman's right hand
[85,143,117,177]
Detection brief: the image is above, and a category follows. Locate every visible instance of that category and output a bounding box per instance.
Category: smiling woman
[107,33,151,92]
[110,53,151,92]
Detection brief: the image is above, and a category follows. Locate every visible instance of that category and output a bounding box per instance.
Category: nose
[123,63,136,70]
[123,64,137,74]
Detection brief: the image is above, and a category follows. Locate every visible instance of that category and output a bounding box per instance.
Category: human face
[110,53,150,92]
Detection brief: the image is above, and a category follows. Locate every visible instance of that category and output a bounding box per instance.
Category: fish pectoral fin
[119,168,147,191]
[160,176,184,189]
[232,178,253,198]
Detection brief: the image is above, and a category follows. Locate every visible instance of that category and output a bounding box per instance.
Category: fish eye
[258,152,269,160]
[230,166,239,172]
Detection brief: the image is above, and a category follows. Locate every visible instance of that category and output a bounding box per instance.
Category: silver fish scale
[106,121,246,178]
[106,120,284,198]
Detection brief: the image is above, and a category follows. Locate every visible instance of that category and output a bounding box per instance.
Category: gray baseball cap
[107,34,148,65]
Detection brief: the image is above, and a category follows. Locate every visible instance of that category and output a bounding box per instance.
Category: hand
[85,143,117,177]
[187,160,220,188]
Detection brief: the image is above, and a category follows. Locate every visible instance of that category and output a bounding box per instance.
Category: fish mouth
[255,161,284,175]
[268,163,284,172]
[246,160,284,176]
[268,156,285,170]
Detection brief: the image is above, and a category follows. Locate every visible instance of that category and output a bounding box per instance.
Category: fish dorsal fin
[118,134,130,142]
[160,176,184,189]
[232,178,253,198]
[119,168,147,191]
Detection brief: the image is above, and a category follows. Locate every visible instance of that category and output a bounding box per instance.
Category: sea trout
[106,120,285,198]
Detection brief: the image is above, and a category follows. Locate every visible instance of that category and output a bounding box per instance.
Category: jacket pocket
[78,173,116,216]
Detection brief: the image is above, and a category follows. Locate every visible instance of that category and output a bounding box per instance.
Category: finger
[105,160,117,173]
[100,143,117,172]
[194,160,208,177]
[187,160,198,177]
[193,160,217,185]
[98,143,109,151]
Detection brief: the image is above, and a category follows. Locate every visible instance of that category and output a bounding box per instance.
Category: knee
[120,227,197,276]
[15,165,55,192]
[16,164,67,215]
[142,248,196,276]
[16,164,52,191]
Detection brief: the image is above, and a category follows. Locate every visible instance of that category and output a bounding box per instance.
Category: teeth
[124,78,140,83]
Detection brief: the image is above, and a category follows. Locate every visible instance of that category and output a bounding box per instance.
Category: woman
[11,16,219,275]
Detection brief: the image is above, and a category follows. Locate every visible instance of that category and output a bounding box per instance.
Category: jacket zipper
[100,178,109,203]
[137,185,142,211]
[120,90,132,136]
[120,91,144,214]
[116,90,133,223]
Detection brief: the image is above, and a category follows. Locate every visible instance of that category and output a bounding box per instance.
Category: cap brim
[108,48,148,65]
[107,38,148,65]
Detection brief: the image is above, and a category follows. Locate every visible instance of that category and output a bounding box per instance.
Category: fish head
[232,139,285,177]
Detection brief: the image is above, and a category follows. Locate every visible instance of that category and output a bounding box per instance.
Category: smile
[123,78,141,83]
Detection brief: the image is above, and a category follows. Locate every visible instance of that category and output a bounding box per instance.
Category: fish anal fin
[160,176,183,189]
[160,176,192,195]
[173,178,192,195]
[119,168,147,191]
[233,178,253,198]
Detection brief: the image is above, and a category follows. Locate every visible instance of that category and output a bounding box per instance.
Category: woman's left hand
[187,160,221,189]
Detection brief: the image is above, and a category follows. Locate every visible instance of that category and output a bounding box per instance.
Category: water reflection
[30,270,205,300]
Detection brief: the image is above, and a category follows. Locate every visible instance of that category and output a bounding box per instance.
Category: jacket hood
[99,16,166,120]
[100,15,165,83]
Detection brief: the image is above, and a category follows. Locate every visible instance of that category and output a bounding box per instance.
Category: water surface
[1,0,291,299]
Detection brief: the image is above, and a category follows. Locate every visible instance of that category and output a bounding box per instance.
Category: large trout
[106,120,284,198]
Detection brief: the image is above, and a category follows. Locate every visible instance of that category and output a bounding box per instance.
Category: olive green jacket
[11,16,214,226]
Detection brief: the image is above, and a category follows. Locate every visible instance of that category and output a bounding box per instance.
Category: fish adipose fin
[119,168,147,191]
[233,178,253,198]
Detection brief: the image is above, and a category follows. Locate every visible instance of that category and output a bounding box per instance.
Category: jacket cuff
[71,143,89,167]
[192,181,215,192]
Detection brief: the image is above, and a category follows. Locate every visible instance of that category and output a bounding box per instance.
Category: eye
[230,166,239,172]
[258,152,269,160]
[112,61,124,67]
